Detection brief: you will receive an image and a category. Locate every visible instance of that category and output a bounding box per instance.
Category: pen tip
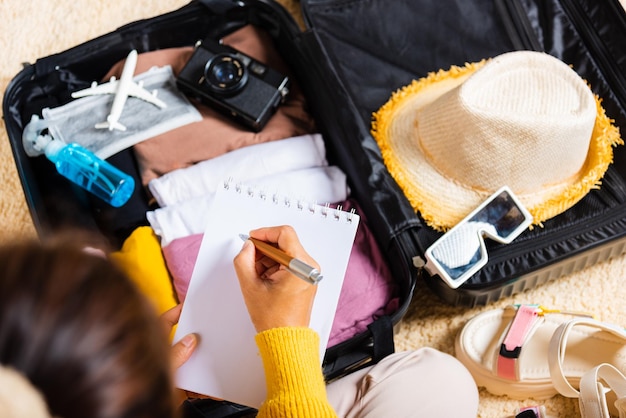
[310,270,323,284]
[238,234,249,242]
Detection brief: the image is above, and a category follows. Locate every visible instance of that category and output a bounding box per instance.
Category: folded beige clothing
[102,24,316,185]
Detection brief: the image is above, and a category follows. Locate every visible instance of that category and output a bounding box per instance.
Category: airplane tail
[95,120,126,131]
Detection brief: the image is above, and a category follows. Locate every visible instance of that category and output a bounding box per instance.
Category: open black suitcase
[3,0,626,407]
[3,0,420,386]
[299,0,626,307]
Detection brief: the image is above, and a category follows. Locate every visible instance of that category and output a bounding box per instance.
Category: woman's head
[0,237,176,418]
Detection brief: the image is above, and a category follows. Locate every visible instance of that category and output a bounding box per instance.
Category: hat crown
[417,51,597,201]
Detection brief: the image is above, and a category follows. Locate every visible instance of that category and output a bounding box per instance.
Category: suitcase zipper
[2,66,47,232]
[34,3,206,77]
[494,0,542,51]
[559,0,626,113]
[497,0,626,113]
[484,203,626,268]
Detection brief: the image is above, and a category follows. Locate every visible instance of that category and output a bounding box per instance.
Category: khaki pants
[327,348,479,418]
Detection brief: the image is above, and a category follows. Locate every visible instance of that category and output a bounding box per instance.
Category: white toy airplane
[71,49,166,131]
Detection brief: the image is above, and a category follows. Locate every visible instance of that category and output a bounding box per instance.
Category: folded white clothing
[148,133,327,206]
[148,165,349,246]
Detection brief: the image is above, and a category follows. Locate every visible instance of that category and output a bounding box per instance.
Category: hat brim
[371,59,623,231]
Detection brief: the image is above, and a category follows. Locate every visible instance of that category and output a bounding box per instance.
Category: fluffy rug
[2,1,625,417]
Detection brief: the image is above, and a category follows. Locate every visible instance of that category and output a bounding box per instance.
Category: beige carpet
[1,1,625,417]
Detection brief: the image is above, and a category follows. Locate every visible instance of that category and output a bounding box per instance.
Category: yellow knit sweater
[255,327,338,418]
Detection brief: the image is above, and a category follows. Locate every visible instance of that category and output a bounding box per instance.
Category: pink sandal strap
[497,305,542,380]
[515,405,549,418]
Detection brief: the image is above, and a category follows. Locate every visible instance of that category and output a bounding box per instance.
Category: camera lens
[204,53,248,94]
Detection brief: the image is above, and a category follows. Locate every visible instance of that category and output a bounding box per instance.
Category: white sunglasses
[423,186,533,289]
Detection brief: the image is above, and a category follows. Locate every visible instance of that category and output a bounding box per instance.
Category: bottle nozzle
[22,115,54,157]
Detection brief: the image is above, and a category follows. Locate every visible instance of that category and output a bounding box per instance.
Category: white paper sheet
[173,181,359,408]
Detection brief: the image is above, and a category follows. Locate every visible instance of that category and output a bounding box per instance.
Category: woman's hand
[161,304,198,369]
[233,225,319,333]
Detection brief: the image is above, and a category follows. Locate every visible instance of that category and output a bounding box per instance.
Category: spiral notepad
[173,180,360,408]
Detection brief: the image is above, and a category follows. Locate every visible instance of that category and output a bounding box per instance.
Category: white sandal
[579,363,626,418]
[548,317,626,399]
[455,304,626,400]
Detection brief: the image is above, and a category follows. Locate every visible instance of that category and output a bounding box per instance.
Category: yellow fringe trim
[371,61,623,231]
[371,60,487,231]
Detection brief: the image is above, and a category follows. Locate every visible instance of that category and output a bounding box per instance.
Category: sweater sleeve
[254,327,338,418]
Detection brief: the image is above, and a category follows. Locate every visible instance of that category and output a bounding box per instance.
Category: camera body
[177,39,290,131]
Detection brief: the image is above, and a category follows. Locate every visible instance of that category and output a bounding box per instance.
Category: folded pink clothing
[102,24,316,186]
[161,233,203,300]
[161,199,399,347]
[326,199,400,347]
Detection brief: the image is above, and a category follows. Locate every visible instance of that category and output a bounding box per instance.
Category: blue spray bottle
[22,115,135,207]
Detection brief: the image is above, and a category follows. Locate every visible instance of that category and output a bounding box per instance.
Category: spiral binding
[223,178,356,223]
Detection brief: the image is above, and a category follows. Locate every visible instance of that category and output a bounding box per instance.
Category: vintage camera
[177,39,290,131]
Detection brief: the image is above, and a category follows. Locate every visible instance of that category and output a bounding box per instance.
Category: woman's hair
[0,236,176,418]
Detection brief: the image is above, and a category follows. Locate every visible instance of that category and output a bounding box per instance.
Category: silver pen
[239,234,322,284]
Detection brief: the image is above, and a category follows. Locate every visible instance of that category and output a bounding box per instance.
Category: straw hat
[371,51,622,231]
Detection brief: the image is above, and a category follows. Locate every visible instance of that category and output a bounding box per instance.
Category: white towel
[148,133,327,207]
[147,166,350,246]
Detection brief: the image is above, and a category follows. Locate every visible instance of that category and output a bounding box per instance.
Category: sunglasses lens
[424,187,532,288]
[467,189,528,238]
[430,222,491,281]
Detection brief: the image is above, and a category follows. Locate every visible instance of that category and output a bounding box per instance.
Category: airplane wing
[71,79,118,98]
[127,82,167,109]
